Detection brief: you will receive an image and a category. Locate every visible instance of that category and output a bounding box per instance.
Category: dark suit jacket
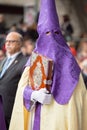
[0,95,6,130]
[0,53,27,122]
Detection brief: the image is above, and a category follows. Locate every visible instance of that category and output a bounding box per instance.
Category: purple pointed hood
[26,0,81,105]
[37,0,60,34]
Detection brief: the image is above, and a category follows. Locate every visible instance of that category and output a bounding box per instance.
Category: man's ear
[19,42,23,48]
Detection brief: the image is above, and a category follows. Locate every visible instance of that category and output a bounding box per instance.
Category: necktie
[0,58,12,78]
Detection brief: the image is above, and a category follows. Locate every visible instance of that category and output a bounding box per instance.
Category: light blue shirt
[0,52,21,78]
[6,52,21,68]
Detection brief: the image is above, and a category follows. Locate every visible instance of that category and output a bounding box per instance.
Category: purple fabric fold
[33,103,41,130]
[23,86,34,110]
[23,86,41,130]
[26,36,81,105]
[0,96,6,130]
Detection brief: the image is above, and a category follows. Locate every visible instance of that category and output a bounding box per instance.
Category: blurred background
[0,0,87,87]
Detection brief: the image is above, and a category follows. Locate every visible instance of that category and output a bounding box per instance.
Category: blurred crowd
[0,14,38,58]
[0,13,87,89]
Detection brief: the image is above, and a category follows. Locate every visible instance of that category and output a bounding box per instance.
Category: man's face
[5,33,22,55]
[24,40,34,55]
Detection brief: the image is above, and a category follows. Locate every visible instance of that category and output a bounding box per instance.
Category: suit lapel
[6,53,22,73]
[0,58,7,73]
[6,59,19,72]
[1,53,22,78]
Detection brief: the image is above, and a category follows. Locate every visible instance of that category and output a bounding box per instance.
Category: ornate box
[29,52,53,91]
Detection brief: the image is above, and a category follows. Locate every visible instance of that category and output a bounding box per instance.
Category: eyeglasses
[5,40,21,44]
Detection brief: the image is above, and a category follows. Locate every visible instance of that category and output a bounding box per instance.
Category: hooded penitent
[26,0,81,105]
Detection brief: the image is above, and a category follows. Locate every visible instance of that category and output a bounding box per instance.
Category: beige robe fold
[9,66,87,130]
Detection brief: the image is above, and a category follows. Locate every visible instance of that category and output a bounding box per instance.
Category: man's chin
[6,51,11,53]
[6,51,13,54]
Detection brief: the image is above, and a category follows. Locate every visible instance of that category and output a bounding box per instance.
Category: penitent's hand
[31,88,52,105]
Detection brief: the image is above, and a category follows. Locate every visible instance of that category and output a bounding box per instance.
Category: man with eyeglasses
[0,32,27,130]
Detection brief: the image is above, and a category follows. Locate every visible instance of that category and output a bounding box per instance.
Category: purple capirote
[25,0,81,105]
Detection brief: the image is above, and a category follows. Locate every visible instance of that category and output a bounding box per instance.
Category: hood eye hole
[54,31,59,34]
[46,31,51,35]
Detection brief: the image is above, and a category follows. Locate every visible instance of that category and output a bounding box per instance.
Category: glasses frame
[5,40,21,44]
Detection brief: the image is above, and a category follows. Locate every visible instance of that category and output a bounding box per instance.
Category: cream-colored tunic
[9,67,87,130]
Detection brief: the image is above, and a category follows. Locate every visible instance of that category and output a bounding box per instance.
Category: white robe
[9,67,87,130]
